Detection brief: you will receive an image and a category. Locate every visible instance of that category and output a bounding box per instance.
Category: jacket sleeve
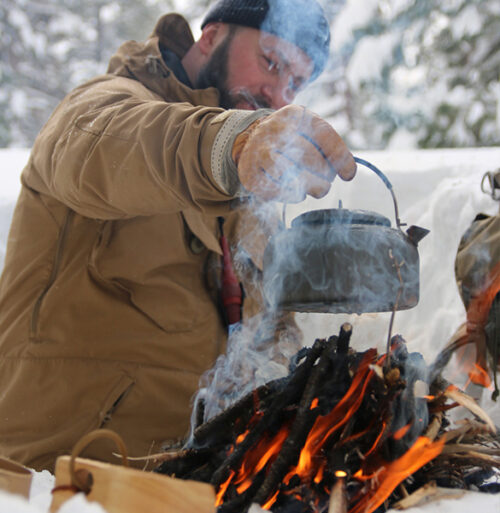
[23,77,265,220]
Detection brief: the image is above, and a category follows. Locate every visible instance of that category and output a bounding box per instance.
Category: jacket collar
[106,13,220,107]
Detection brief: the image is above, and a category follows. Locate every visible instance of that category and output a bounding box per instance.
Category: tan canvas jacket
[0,14,284,471]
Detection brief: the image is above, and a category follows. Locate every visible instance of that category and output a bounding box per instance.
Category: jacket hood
[106,13,219,106]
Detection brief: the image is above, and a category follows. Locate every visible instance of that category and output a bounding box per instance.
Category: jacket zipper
[30,209,74,341]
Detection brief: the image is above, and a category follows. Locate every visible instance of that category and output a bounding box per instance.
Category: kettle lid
[291,208,391,228]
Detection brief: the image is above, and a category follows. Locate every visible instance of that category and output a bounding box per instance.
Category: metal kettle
[262,158,429,314]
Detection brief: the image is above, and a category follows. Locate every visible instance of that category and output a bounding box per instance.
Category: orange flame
[350,436,446,513]
[215,470,235,506]
[314,463,325,484]
[468,363,492,388]
[363,421,387,457]
[284,350,377,484]
[215,425,291,505]
[453,261,500,389]
[262,490,280,510]
[236,429,249,444]
[392,423,412,441]
[236,478,253,494]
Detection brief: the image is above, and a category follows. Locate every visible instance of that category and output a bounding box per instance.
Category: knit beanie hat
[201,0,330,81]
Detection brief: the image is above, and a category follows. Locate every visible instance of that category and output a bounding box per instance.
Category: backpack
[454,170,500,399]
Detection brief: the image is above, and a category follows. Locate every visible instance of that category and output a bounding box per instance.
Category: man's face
[196,26,314,110]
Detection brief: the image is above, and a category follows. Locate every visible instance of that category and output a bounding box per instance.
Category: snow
[346,32,400,87]
[451,4,483,39]
[1,147,500,511]
[331,0,379,49]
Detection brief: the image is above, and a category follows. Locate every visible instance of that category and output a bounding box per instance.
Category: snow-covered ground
[1,147,500,512]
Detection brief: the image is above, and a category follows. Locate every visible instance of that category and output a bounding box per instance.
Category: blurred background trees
[317,0,500,149]
[1,0,499,149]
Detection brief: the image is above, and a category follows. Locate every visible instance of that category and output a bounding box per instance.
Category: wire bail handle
[282,157,402,230]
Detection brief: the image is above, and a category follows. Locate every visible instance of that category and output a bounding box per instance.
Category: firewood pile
[154,324,500,513]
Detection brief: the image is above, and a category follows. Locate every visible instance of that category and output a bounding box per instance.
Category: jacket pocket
[30,209,74,341]
[98,375,135,429]
[88,214,217,333]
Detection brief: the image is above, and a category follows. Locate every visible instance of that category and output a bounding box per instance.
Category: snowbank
[1,147,500,512]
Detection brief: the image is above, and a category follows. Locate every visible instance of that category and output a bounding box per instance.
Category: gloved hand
[232,105,356,202]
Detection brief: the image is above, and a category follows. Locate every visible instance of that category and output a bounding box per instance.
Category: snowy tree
[330,0,500,149]
[0,0,179,147]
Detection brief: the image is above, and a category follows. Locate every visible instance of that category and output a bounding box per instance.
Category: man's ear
[198,22,227,56]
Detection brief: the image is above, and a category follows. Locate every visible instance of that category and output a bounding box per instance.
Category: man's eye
[264,56,280,73]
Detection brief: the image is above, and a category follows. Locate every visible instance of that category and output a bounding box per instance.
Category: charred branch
[210,338,329,488]
[253,337,337,505]
[336,323,352,355]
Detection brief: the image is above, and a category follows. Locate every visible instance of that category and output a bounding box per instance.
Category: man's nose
[261,80,294,109]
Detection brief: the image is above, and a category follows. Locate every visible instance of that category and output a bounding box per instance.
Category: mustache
[228,88,271,110]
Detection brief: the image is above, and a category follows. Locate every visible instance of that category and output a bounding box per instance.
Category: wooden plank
[50,456,216,513]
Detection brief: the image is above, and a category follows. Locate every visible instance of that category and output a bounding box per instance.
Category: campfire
[154,324,500,513]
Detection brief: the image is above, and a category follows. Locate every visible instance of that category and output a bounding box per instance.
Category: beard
[195,28,270,110]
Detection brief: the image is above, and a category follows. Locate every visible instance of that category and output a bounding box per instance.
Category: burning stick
[251,336,339,505]
[337,323,352,355]
[210,338,329,489]
[328,471,347,513]
[192,379,284,448]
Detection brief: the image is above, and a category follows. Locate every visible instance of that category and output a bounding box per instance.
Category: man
[0,0,356,471]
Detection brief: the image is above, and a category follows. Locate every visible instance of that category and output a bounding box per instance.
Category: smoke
[186,199,303,444]
[387,338,431,459]
[188,310,302,442]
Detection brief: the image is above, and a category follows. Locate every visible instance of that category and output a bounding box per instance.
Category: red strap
[219,220,242,326]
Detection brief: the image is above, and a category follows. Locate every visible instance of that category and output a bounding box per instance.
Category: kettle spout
[406,225,430,246]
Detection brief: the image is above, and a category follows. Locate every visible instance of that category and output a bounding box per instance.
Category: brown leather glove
[232,105,356,202]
